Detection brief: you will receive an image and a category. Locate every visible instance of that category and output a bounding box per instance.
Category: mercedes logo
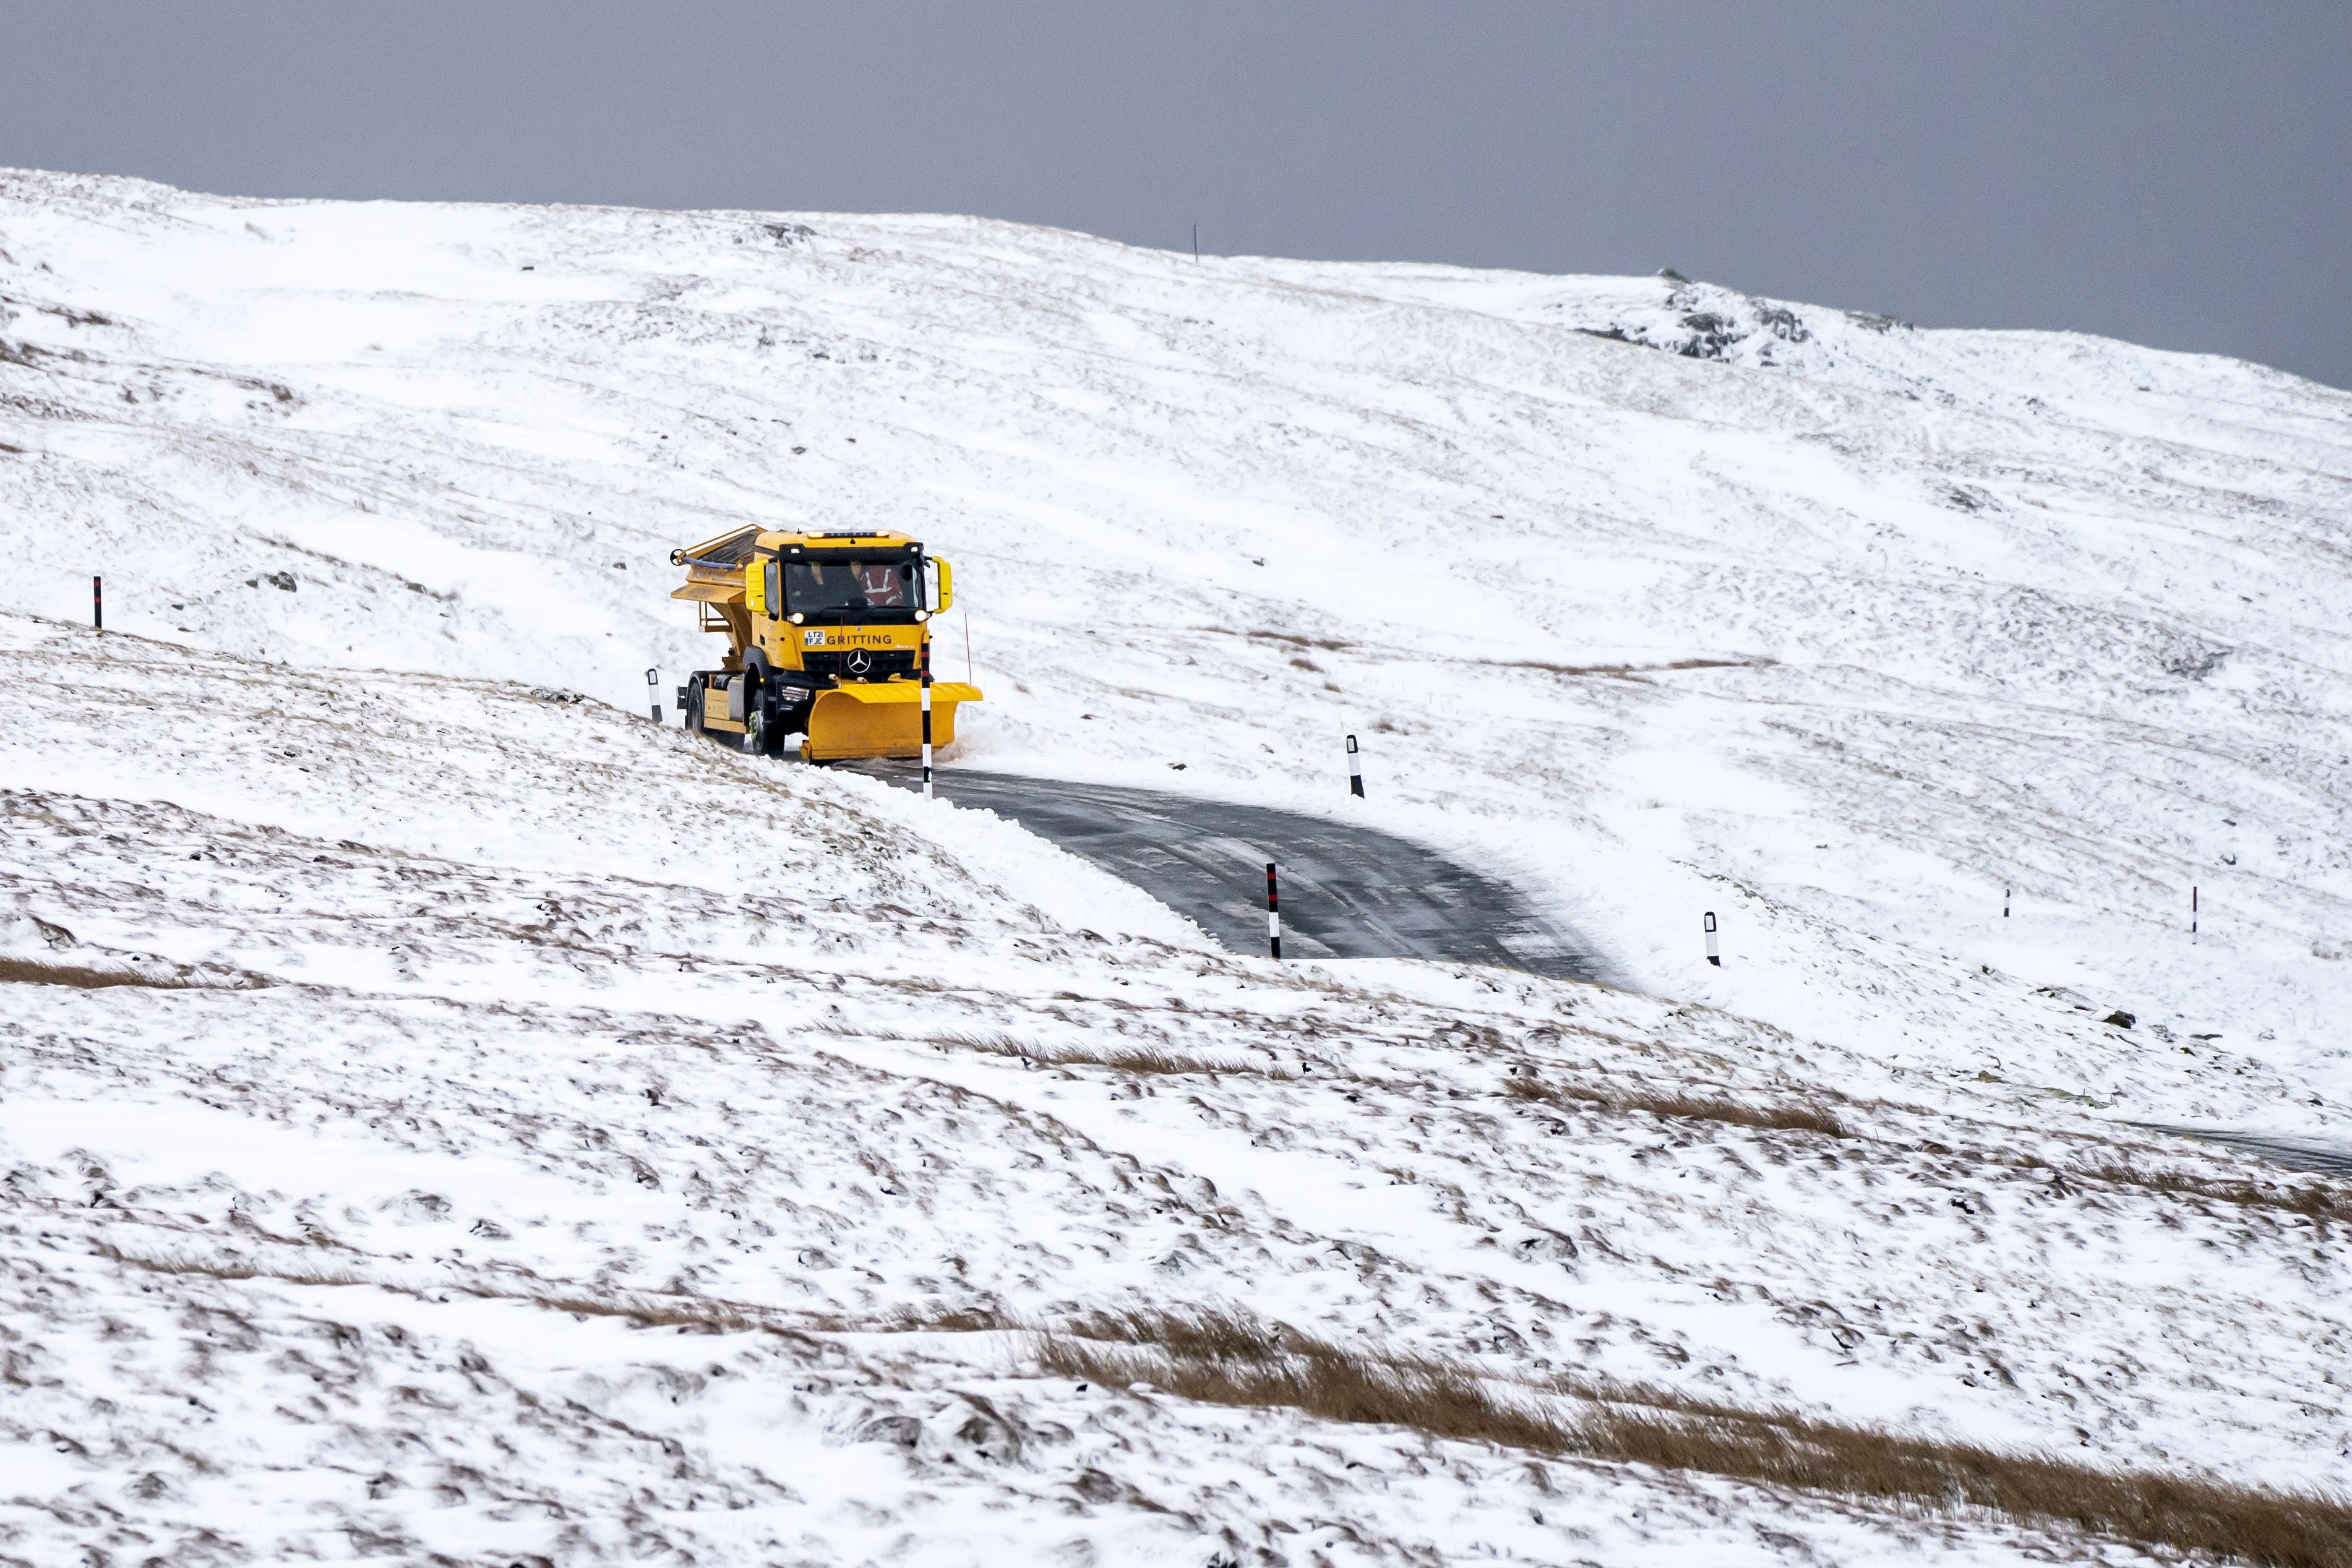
[844,648,872,675]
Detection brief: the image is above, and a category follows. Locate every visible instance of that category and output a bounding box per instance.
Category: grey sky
[6,1,2348,388]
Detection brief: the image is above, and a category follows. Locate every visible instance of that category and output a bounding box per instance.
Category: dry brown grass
[875,1303,1017,1335]
[1506,1073,1846,1138]
[1491,656,1774,678]
[1229,627,1354,652]
[1038,1307,2352,1568]
[0,954,230,990]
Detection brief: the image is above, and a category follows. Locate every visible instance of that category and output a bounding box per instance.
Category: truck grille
[802,649,919,681]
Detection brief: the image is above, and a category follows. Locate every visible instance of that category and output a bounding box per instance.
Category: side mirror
[931,556,954,612]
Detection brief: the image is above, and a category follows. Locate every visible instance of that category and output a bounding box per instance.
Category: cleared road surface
[2141,1126,2352,1176]
[848,765,1604,982]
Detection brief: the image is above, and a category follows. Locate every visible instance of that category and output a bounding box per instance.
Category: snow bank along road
[847,763,1607,980]
[6,168,2352,1563]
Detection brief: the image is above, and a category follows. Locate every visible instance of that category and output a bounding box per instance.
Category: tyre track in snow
[846,765,1607,981]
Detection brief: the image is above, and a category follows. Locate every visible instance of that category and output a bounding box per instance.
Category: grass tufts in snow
[93,1243,370,1290]
[95,1240,835,1337]
[523,1289,784,1335]
[931,1029,1297,1080]
[2061,1157,2352,1226]
[1038,1306,2352,1568]
[1511,1065,2352,1225]
[1506,1071,1847,1137]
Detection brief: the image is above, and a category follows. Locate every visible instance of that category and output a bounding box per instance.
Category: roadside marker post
[2192,885,2199,944]
[645,667,663,724]
[1346,733,1364,798]
[1266,862,1281,959]
[2004,886,2011,920]
[920,645,934,800]
[1704,910,1720,966]
[92,575,102,632]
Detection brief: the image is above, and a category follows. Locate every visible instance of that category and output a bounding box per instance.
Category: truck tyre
[738,656,777,756]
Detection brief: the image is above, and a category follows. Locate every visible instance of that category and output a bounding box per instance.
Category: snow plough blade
[801,681,983,762]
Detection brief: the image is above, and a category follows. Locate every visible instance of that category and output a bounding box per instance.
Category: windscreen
[784,557,922,614]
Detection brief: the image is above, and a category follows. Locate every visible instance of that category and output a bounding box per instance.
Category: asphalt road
[846,764,1604,982]
[2140,1126,2352,1176]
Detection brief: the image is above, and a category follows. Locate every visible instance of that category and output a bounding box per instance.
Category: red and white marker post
[919,643,934,800]
[1266,862,1281,959]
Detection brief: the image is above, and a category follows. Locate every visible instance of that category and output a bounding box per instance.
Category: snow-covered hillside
[4,169,2351,1563]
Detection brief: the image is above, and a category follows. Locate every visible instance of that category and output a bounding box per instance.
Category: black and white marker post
[1704,910,1720,966]
[92,575,102,632]
[2192,885,2199,945]
[645,667,663,724]
[1266,862,1281,959]
[1346,733,1364,798]
[919,643,934,800]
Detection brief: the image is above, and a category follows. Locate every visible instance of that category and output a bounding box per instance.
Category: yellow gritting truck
[669,525,981,761]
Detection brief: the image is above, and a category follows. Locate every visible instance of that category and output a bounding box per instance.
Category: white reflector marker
[1346,733,1364,798]
[1704,910,1720,966]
